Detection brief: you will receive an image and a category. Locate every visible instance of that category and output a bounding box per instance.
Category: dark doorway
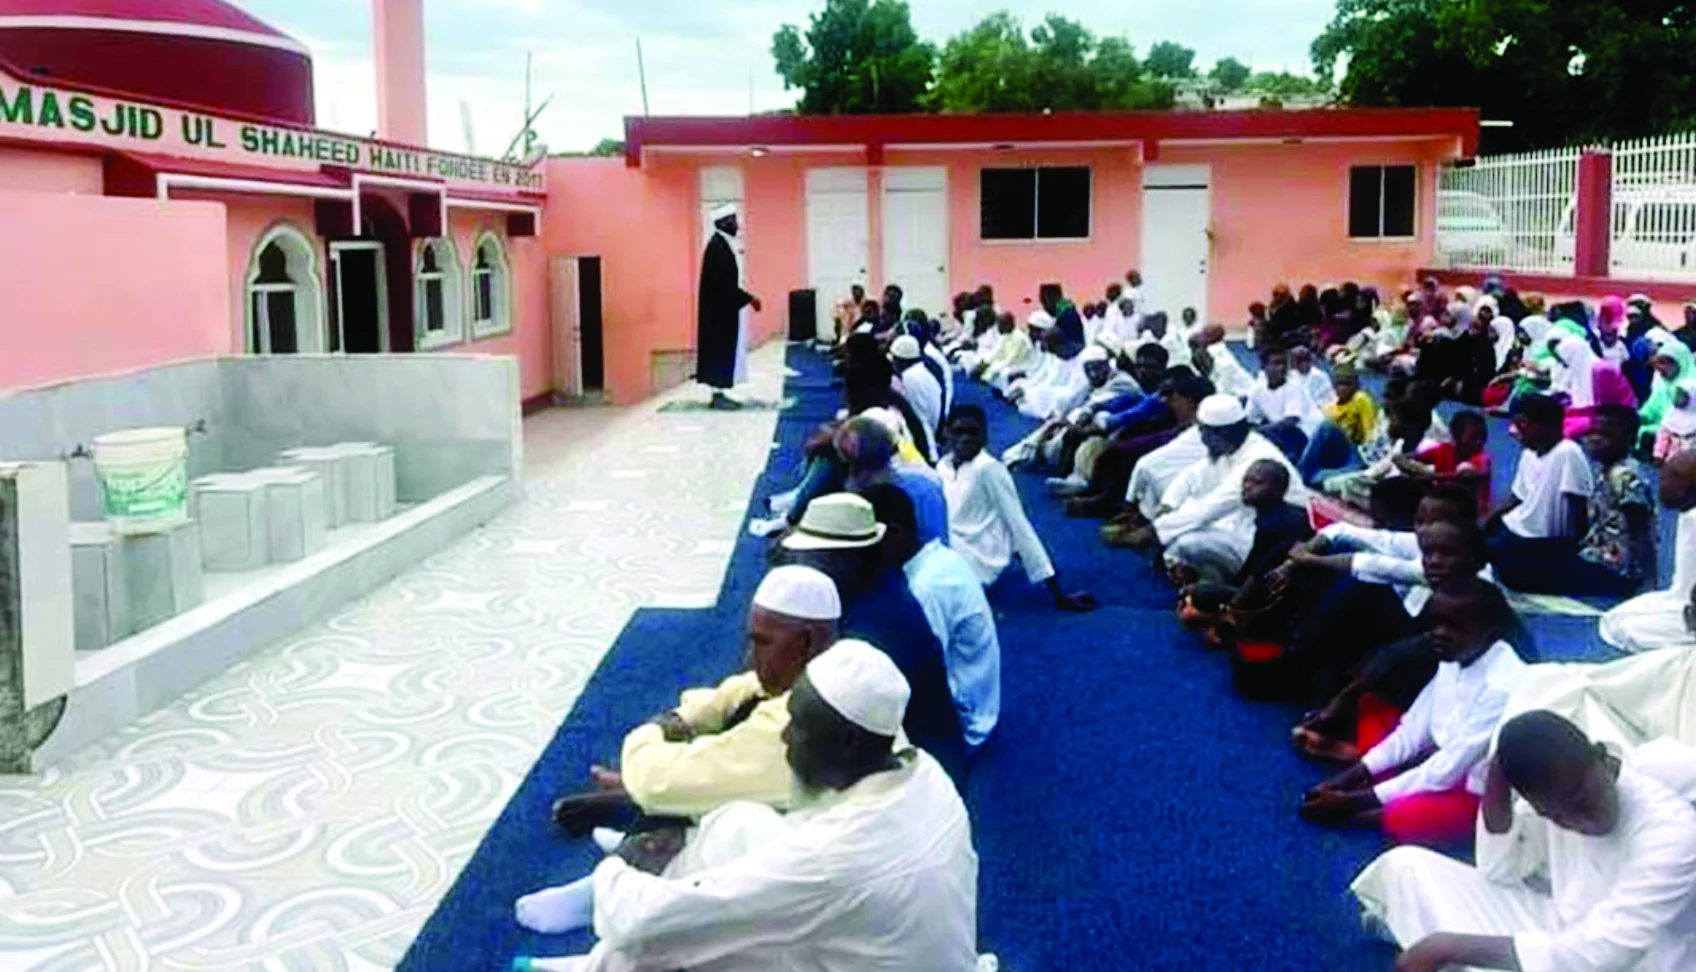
[334,245,385,353]
[579,256,604,391]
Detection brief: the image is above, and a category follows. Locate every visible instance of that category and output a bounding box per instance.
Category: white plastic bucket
[92,426,189,535]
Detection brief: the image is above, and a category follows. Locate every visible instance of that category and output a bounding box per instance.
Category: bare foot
[1290,727,1360,765]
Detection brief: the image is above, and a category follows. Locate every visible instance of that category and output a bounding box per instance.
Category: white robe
[582,750,979,972]
[939,450,1055,585]
[1153,432,1307,576]
[1127,426,1208,519]
[897,361,944,462]
[1351,739,1696,972]
[1602,508,1696,653]
[1204,345,1257,400]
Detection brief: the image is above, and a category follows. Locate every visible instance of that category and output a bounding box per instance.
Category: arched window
[245,224,324,354]
[470,231,511,339]
[414,238,463,349]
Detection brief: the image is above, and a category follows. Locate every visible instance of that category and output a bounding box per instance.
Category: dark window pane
[1349,166,1383,238]
[1382,165,1416,237]
[425,280,444,332]
[476,272,494,321]
[981,169,1036,240]
[256,243,291,284]
[421,245,439,273]
[250,292,264,351]
[266,290,298,353]
[1036,167,1091,238]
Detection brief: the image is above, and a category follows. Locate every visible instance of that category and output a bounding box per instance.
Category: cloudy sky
[240,0,1336,157]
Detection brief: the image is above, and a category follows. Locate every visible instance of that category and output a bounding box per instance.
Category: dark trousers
[1287,576,1423,707]
[1090,425,1182,501]
[1485,523,1640,597]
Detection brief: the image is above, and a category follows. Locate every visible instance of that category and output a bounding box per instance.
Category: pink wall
[1168,141,1448,330]
[448,211,551,400]
[0,146,104,194]
[204,195,323,353]
[0,191,229,391]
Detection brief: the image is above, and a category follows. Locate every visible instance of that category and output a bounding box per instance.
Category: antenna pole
[636,38,651,116]
[523,52,534,156]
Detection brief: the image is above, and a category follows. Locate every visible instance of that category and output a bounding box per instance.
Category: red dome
[0,0,315,125]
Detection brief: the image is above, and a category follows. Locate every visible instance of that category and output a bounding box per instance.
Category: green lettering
[37,92,63,128]
[139,107,162,139]
[240,125,260,153]
[68,95,95,132]
[260,127,280,154]
[0,84,33,124]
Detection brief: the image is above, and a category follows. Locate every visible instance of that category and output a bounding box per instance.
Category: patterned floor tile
[0,344,789,971]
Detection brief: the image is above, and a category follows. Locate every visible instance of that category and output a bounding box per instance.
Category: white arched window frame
[244,223,326,354]
[469,231,512,339]
[414,237,464,349]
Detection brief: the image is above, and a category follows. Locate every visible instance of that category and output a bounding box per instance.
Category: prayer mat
[657,397,789,414]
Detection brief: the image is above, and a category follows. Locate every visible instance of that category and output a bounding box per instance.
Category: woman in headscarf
[1267,283,1302,348]
[1297,284,1324,340]
[1640,329,1696,459]
[1552,333,1638,438]
[1595,295,1630,366]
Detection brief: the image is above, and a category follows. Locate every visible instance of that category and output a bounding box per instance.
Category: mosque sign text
[0,73,544,192]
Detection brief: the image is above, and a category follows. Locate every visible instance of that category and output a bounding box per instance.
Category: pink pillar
[373,0,428,146]
[1573,149,1613,279]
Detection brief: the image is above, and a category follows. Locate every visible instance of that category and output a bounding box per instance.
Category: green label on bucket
[99,461,188,521]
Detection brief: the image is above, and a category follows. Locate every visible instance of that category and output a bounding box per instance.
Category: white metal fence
[1435,147,1579,273]
[1435,131,1696,281]
[1611,133,1696,280]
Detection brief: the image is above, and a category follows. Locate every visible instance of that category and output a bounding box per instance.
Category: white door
[806,167,870,341]
[1139,164,1211,325]
[550,256,581,397]
[882,167,949,319]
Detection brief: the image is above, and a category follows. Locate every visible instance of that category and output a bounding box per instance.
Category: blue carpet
[400,344,1624,972]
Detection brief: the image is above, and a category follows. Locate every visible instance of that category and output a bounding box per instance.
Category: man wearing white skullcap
[1000,341,1137,474]
[696,201,761,409]
[1120,393,1307,583]
[560,639,980,972]
[891,333,943,461]
[521,565,846,937]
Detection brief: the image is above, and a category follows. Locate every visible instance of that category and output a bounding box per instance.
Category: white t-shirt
[1246,376,1325,439]
[1504,438,1595,539]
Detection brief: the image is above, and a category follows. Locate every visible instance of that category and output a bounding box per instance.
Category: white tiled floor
[0,345,787,972]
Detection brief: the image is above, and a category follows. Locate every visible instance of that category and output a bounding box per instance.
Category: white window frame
[1348,163,1420,242]
[469,231,512,339]
[413,237,464,350]
[244,222,326,354]
[980,166,1093,243]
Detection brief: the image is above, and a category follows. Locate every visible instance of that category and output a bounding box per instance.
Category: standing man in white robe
[695,203,760,409]
[559,640,982,972]
[1602,451,1696,652]
[1351,710,1696,972]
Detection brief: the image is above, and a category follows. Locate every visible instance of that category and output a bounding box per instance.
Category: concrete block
[332,443,397,523]
[277,448,346,528]
[249,467,326,563]
[0,462,75,711]
[190,474,269,572]
[122,519,203,630]
[69,522,129,651]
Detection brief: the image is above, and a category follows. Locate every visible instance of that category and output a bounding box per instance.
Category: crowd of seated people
[511,271,1696,971]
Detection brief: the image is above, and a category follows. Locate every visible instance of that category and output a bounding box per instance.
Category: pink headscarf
[1597,295,1627,336]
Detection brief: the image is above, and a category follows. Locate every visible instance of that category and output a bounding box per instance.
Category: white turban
[805,640,909,737]
[709,201,738,223]
[753,565,842,621]
[1197,394,1246,427]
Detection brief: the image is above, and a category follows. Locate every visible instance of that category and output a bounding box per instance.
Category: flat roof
[624,107,1480,166]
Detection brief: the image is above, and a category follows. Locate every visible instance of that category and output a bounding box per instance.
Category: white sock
[514,874,596,934]
[592,827,626,854]
[768,489,797,515]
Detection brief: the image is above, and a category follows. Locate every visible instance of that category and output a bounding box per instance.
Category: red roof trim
[0,0,292,38]
[625,108,1481,166]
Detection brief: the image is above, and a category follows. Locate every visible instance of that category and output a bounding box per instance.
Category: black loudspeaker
[788,289,817,341]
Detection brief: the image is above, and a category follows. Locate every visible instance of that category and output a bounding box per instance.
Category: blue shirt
[1102,394,1173,434]
[903,540,1001,748]
[841,566,969,784]
[892,467,950,546]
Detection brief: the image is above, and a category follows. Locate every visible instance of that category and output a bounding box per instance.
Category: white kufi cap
[752,565,842,621]
[805,639,909,737]
[890,335,921,360]
[1197,394,1246,427]
[1080,345,1110,364]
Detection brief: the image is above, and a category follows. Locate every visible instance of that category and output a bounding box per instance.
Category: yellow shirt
[621,671,796,818]
[1325,393,1380,447]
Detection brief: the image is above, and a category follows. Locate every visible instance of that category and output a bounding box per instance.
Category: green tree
[1312,0,1695,150]
[588,138,624,157]
[1208,57,1251,93]
[772,0,935,114]
[1144,41,1196,79]
[928,12,1175,113]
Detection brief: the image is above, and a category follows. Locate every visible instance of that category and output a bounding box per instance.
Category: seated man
[779,491,968,782]
[1602,450,1696,652]
[1191,323,1257,399]
[835,414,948,545]
[1292,345,1338,407]
[1351,711,1696,972]
[546,565,842,842]
[974,312,1035,386]
[1177,459,1313,643]
[1002,345,1137,474]
[541,641,983,971]
[1485,393,1596,593]
[1075,371,1210,522]
[890,334,943,461]
[939,406,1096,611]
[1299,578,1528,848]
[1118,394,1306,584]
